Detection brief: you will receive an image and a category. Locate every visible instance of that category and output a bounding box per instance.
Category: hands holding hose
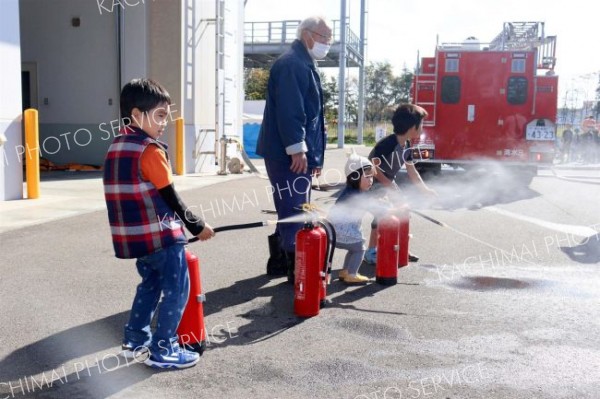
[421,186,438,198]
[195,223,215,241]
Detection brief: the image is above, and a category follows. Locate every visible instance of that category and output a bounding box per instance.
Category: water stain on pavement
[304,358,396,386]
[418,263,439,270]
[332,317,411,341]
[444,275,597,300]
[450,276,532,291]
[245,360,291,382]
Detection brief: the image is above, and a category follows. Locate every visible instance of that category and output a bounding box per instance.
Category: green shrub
[327,125,378,146]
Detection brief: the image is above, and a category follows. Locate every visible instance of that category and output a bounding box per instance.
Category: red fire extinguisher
[294,220,334,317]
[375,213,400,285]
[178,221,274,352]
[315,224,328,308]
[177,248,207,354]
[398,209,410,268]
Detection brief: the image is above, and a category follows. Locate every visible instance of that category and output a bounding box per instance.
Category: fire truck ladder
[488,21,556,69]
[415,58,438,127]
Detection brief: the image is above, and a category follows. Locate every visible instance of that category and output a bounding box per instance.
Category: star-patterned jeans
[123,243,190,354]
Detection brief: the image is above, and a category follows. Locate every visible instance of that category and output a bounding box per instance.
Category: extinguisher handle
[317,218,336,276]
[321,219,337,264]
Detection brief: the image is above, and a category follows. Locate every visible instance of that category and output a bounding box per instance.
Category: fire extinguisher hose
[409,209,536,265]
[409,209,446,227]
[187,221,275,243]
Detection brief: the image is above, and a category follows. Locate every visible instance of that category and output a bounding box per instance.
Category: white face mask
[309,41,331,59]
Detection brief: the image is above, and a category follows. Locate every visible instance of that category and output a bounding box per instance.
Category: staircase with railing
[243,19,363,68]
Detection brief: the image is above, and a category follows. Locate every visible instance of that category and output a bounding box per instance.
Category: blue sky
[245,0,599,105]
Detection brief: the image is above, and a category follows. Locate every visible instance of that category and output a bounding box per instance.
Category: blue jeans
[123,244,190,353]
[265,158,312,253]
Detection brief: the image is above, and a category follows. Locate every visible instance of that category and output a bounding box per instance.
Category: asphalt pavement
[0,147,599,399]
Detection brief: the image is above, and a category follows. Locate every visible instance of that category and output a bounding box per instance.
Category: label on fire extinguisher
[296,250,306,300]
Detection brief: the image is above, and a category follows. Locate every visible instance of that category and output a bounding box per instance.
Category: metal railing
[244,19,362,56]
[344,25,360,54]
[244,20,300,44]
[488,21,556,70]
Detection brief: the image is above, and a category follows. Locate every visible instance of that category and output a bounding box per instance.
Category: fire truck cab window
[441,76,461,104]
[445,59,459,72]
[507,77,528,105]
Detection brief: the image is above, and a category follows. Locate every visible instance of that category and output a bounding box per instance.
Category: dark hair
[346,166,372,189]
[392,103,428,135]
[120,78,171,121]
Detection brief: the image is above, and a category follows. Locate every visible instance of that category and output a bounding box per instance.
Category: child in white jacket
[328,153,376,284]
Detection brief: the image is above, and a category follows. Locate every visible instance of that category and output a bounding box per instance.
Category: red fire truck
[411,21,558,183]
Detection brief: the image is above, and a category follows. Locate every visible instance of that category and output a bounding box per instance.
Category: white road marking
[485,206,598,237]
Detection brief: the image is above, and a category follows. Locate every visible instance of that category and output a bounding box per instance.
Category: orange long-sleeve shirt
[140,144,173,189]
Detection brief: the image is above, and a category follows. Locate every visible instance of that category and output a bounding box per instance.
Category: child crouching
[328,153,376,284]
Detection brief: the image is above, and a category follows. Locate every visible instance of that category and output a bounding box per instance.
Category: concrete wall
[8,0,244,182]
[18,0,185,167]
[147,0,182,161]
[120,2,148,83]
[19,0,120,166]
[0,0,24,200]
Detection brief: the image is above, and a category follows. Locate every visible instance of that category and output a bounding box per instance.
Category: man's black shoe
[408,252,420,262]
[285,251,295,284]
[266,258,288,276]
[266,232,288,276]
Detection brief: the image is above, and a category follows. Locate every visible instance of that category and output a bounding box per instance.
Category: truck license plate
[526,126,555,140]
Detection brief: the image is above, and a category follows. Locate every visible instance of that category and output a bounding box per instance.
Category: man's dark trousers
[264,158,312,253]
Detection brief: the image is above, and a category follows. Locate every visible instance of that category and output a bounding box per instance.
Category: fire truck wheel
[505,165,537,186]
[518,167,537,186]
[416,163,441,179]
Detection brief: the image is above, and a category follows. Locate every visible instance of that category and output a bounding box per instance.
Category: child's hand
[422,187,438,197]
[196,224,215,241]
[395,203,410,211]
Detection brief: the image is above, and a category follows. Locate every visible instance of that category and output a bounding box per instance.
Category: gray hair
[296,16,330,40]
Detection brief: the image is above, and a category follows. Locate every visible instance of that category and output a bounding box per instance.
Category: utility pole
[357,0,366,145]
[337,0,347,149]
